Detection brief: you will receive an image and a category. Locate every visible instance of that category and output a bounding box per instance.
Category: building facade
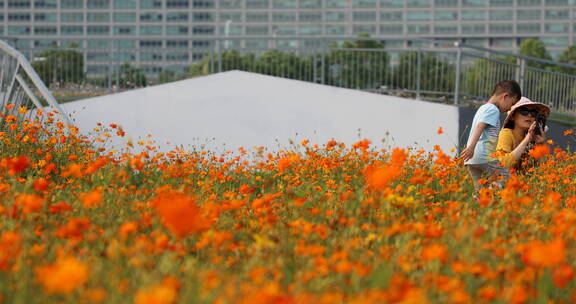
[1,0,575,77]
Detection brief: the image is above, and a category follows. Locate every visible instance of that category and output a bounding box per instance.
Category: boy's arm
[460,122,487,161]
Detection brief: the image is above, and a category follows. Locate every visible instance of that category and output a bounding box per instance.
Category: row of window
[2,9,573,23]
[3,23,575,36]
[1,0,576,9]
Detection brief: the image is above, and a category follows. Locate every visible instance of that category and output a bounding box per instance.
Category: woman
[496,97,550,171]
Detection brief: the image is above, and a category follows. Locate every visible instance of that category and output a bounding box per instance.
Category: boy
[461,80,522,189]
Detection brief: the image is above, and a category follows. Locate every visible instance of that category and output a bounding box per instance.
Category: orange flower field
[1,107,576,303]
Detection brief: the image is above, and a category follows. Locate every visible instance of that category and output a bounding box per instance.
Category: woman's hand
[533,124,547,144]
[524,122,536,143]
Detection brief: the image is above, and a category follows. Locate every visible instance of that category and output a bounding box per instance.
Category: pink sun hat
[503,97,551,129]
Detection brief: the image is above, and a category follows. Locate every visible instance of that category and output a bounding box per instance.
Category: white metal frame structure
[0,38,71,125]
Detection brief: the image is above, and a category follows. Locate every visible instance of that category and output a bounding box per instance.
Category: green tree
[519,38,552,70]
[392,51,455,98]
[32,49,85,86]
[116,63,147,88]
[557,45,576,75]
[463,57,516,99]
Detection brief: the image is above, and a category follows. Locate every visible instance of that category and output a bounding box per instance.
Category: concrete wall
[62,71,460,155]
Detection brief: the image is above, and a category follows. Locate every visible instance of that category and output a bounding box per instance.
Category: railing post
[518,58,526,91]
[217,40,223,73]
[320,38,326,85]
[453,41,462,106]
[416,48,421,100]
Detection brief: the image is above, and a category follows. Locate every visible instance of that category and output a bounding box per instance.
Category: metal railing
[4,37,576,119]
[0,39,71,125]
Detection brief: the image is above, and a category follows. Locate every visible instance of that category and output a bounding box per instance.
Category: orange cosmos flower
[521,239,565,268]
[564,129,574,136]
[437,127,444,135]
[528,144,550,159]
[0,231,21,271]
[80,189,102,209]
[35,256,89,295]
[3,156,29,175]
[420,243,448,263]
[352,139,371,151]
[364,163,402,191]
[553,264,574,288]
[33,177,49,192]
[15,193,45,215]
[134,278,178,304]
[119,221,139,239]
[152,190,212,238]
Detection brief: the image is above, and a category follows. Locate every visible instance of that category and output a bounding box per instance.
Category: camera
[534,112,547,136]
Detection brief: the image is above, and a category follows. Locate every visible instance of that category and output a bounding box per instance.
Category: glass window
[140,26,162,35]
[490,10,513,20]
[87,0,110,9]
[167,40,188,48]
[141,0,162,8]
[246,25,268,35]
[87,13,110,23]
[462,0,486,6]
[114,40,135,49]
[545,0,568,4]
[34,13,57,22]
[166,52,189,61]
[541,36,569,48]
[220,12,242,22]
[489,23,513,33]
[407,11,431,21]
[221,0,242,8]
[222,25,242,35]
[517,23,540,33]
[353,24,376,35]
[407,0,430,7]
[167,12,189,22]
[464,38,486,46]
[140,13,163,22]
[434,24,458,34]
[326,0,346,7]
[34,0,57,8]
[299,25,321,35]
[113,53,136,62]
[87,66,109,75]
[34,40,58,48]
[434,11,458,21]
[8,0,31,8]
[490,0,513,5]
[192,25,215,35]
[380,0,403,7]
[192,0,214,8]
[113,26,136,35]
[114,0,136,8]
[545,10,569,20]
[407,24,430,34]
[461,24,485,33]
[300,12,321,22]
[167,0,189,8]
[274,25,297,35]
[517,9,541,20]
[140,40,162,48]
[545,23,569,33]
[273,12,296,22]
[15,40,31,49]
[87,40,109,49]
[434,0,457,7]
[114,13,136,22]
[192,12,214,22]
[247,12,269,22]
[166,25,189,35]
[272,0,296,8]
[8,13,31,22]
[381,11,403,21]
[61,0,83,8]
[353,0,376,8]
[491,38,513,47]
[34,26,57,35]
[517,0,540,5]
[87,25,110,35]
[353,11,376,21]
[8,26,31,35]
[461,10,485,20]
[380,24,403,34]
[246,0,268,8]
[61,13,83,23]
[301,0,321,8]
[325,24,345,35]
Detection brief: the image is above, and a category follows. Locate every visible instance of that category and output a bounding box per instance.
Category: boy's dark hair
[491,80,522,101]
